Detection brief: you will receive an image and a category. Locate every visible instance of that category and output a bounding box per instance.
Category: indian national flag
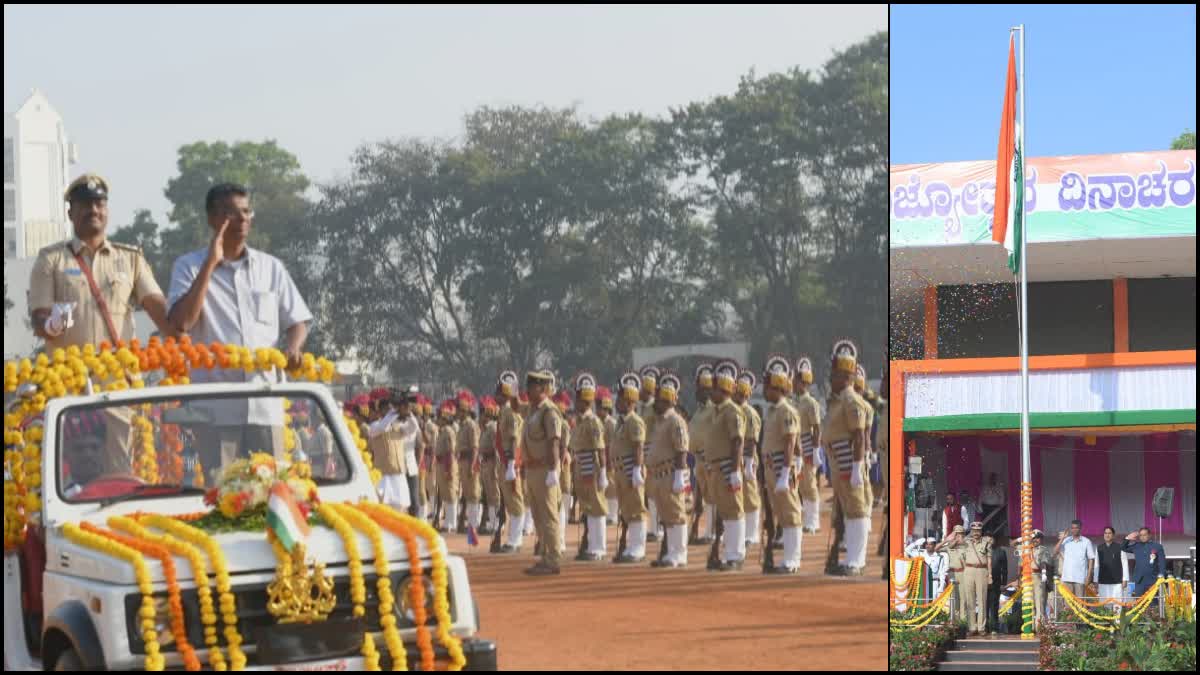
[267,481,311,552]
[992,34,1023,275]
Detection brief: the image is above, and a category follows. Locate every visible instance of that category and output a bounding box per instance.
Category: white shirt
[1058,535,1097,584]
[168,247,313,426]
[981,484,1006,506]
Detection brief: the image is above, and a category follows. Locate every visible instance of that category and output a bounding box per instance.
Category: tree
[109,208,162,272]
[1170,129,1196,150]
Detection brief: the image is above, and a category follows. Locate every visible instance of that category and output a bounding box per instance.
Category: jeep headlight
[397,575,437,622]
[129,595,177,652]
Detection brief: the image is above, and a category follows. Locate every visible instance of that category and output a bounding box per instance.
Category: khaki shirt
[456,417,480,459]
[689,400,714,459]
[821,387,867,473]
[793,392,822,458]
[611,411,646,467]
[647,408,688,468]
[638,401,658,442]
[857,392,875,449]
[943,541,967,570]
[738,402,761,456]
[436,421,458,458]
[706,399,745,463]
[499,405,522,458]
[30,237,162,350]
[763,398,800,465]
[422,420,438,457]
[601,414,617,452]
[570,409,605,454]
[875,399,888,457]
[962,535,993,569]
[522,399,563,465]
[480,420,498,456]
[376,418,411,475]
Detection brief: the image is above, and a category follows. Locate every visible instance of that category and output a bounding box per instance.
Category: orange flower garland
[82,521,200,670]
[331,503,407,671]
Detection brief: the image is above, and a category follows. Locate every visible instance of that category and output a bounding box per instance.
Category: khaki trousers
[962,567,990,633]
[526,466,562,568]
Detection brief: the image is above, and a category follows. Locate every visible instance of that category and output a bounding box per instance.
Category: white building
[4,89,77,260]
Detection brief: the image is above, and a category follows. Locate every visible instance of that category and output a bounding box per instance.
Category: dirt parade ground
[438,484,887,671]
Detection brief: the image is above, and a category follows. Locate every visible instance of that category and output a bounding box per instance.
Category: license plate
[270,656,361,671]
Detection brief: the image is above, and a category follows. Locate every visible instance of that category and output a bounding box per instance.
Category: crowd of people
[345,345,889,577]
[905,518,1169,635]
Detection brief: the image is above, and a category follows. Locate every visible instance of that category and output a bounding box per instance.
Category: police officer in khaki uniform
[708,361,747,571]
[597,387,620,525]
[517,391,535,538]
[762,356,805,573]
[647,373,690,568]
[434,400,460,532]
[420,398,438,522]
[936,524,969,620]
[733,369,763,550]
[612,373,648,563]
[958,521,993,635]
[571,373,609,561]
[637,365,661,541]
[553,390,573,554]
[455,390,482,533]
[689,363,717,546]
[30,174,172,469]
[522,370,565,575]
[791,357,823,534]
[493,371,527,552]
[478,396,501,534]
[822,339,871,576]
[1029,529,1053,631]
[853,364,877,514]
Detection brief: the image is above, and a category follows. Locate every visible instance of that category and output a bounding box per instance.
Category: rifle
[708,512,725,568]
[689,458,705,544]
[825,499,845,574]
[457,494,467,533]
[613,516,629,562]
[577,511,590,559]
[760,454,776,573]
[655,513,668,565]
[490,494,507,553]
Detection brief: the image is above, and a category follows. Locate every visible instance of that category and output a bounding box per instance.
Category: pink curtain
[1031,435,1047,531]
[980,434,1022,535]
[1143,432,1183,532]
[942,436,982,503]
[1073,436,1116,535]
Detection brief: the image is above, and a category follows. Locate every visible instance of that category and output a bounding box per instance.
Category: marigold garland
[332,503,408,671]
[356,503,435,670]
[317,503,367,617]
[890,583,955,630]
[140,514,247,670]
[1057,578,1163,631]
[119,514,225,670]
[63,522,166,670]
[84,521,200,670]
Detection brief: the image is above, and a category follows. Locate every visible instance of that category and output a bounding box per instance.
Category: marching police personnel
[708,361,747,571]
[822,339,870,576]
[792,357,823,534]
[690,363,717,546]
[733,369,763,550]
[571,373,609,561]
[647,372,690,568]
[435,400,460,532]
[30,174,173,467]
[420,397,438,522]
[553,389,573,554]
[494,371,527,552]
[478,396,502,534]
[522,370,565,575]
[853,364,876,515]
[455,390,482,533]
[518,391,536,539]
[612,373,649,562]
[763,356,804,573]
[597,387,620,525]
[637,365,661,541]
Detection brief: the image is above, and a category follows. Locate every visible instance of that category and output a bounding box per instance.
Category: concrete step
[937,662,1037,672]
[944,650,1039,663]
[951,638,1040,652]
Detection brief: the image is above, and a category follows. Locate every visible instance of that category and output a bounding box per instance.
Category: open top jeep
[4,361,496,671]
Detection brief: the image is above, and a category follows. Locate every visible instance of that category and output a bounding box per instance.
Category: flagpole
[1015,22,1036,641]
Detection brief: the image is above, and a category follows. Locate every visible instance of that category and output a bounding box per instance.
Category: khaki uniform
[558,413,573,497]
[857,394,875,510]
[436,421,459,504]
[875,398,888,506]
[705,399,745,521]
[479,419,501,510]
[602,414,619,501]
[647,408,690,526]
[456,417,481,503]
[959,535,993,633]
[794,392,823,503]
[570,409,607,518]
[739,402,763,514]
[689,401,715,506]
[611,410,647,521]
[498,404,526,518]
[942,542,968,619]
[763,399,804,528]
[1031,543,1053,629]
[374,417,409,476]
[822,388,869,519]
[31,238,162,469]
[422,420,438,509]
[523,398,564,568]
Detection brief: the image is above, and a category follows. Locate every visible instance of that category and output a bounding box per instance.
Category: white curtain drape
[1108,435,1146,535]
[1039,447,1076,534]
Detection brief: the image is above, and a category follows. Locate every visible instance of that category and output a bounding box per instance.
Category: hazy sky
[892,4,1196,164]
[5,4,885,232]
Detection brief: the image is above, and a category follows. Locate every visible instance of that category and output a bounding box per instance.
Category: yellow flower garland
[119,515,228,671]
[317,504,367,617]
[997,584,1025,617]
[63,522,166,670]
[141,514,247,670]
[133,411,159,484]
[359,502,466,671]
[1057,579,1163,631]
[332,503,408,671]
[890,583,955,629]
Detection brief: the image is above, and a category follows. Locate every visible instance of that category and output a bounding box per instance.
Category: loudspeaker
[1152,488,1174,518]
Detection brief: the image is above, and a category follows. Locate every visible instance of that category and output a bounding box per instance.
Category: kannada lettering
[892,168,1038,221]
[1058,160,1195,211]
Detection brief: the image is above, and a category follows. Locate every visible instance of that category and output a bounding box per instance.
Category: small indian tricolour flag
[267,481,312,552]
[993,33,1024,275]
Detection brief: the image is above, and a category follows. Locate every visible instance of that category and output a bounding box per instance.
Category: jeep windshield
[56,391,353,504]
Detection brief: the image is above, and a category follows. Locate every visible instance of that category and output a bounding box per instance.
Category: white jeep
[3,381,497,671]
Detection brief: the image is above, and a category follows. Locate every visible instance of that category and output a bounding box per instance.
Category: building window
[1129,277,1197,352]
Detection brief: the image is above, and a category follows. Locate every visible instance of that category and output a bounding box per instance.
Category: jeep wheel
[53,647,86,671]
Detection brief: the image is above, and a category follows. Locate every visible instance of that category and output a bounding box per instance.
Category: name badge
[66,269,83,277]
